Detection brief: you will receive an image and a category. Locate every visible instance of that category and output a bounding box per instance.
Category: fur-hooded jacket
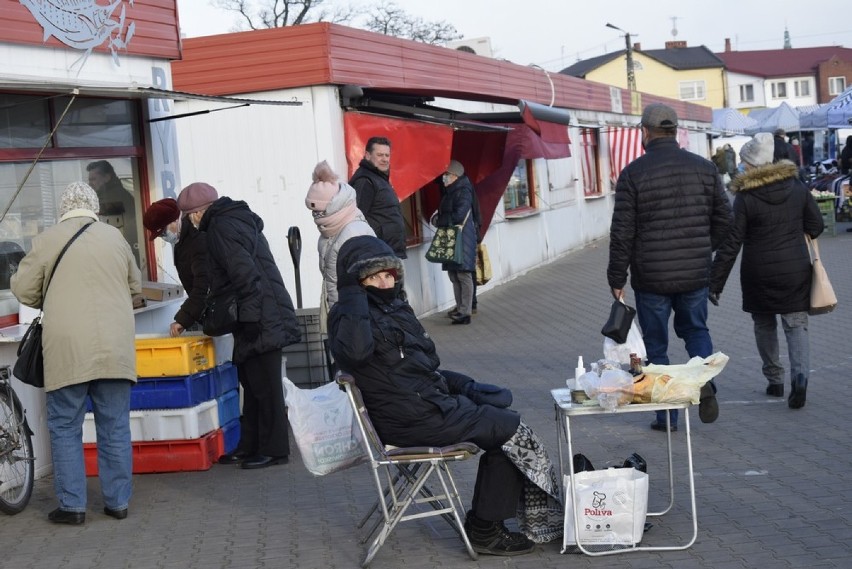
[711,160,824,314]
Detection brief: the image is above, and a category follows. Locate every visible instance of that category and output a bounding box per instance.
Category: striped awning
[606,127,643,184]
[826,85,852,128]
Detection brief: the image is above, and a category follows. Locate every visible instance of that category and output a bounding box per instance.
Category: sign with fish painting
[2,0,181,63]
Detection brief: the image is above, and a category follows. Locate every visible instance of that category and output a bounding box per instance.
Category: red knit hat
[143,198,180,240]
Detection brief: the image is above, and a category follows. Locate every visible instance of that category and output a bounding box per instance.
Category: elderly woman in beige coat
[11,182,141,525]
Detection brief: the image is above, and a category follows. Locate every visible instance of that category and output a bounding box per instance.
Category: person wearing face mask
[177,182,300,469]
[433,160,478,325]
[143,198,209,337]
[328,235,562,556]
[607,103,732,432]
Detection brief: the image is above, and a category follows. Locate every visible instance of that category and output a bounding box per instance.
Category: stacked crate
[283,307,330,387]
[83,336,241,475]
[816,198,836,236]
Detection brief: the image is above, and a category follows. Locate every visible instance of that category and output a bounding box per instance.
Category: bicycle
[0,365,35,514]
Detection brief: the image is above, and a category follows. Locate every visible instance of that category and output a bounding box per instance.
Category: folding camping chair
[336,372,479,567]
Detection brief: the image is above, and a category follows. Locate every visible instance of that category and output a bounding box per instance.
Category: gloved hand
[337,267,362,290]
[461,381,513,408]
[241,321,261,340]
[709,292,720,306]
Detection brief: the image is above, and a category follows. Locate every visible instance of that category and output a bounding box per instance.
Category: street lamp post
[606,22,636,92]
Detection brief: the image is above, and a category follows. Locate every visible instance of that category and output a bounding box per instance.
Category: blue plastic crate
[220,418,241,455]
[216,389,240,426]
[207,362,239,399]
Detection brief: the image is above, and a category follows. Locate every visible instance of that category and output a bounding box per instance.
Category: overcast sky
[176,0,852,71]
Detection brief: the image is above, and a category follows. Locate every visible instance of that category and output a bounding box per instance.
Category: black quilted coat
[328,236,519,450]
[710,161,824,314]
[199,197,300,363]
[435,174,477,272]
[172,220,208,329]
[608,136,732,294]
[349,160,407,258]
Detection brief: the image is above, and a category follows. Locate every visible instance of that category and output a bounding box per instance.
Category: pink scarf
[314,200,358,238]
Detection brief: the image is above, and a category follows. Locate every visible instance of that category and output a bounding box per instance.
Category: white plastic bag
[283,377,367,476]
[641,352,729,404]
[603,318,646,365]
[562,468,649,549]
[577,367,634,411]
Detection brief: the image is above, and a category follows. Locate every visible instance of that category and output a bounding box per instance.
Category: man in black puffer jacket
[349,137,408,259]
[608,103,732,432]
[178,183,301,469]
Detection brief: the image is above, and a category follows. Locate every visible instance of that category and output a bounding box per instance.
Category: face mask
[160,230,179,245]
[442,174,452,186]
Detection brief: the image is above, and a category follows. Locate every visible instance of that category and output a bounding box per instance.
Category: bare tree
[210,0,461,45]
[362,1,461,45]
[212,0,353,30]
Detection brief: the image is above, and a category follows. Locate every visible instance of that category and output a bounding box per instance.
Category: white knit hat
[59,181,99,217]
[740,132,775,167]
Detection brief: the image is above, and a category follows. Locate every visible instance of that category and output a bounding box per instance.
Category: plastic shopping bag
[603,318,646,365]
[283,377,367,476]
[562,468,649,550]
[577,365,634,411]
[635,352,730,405]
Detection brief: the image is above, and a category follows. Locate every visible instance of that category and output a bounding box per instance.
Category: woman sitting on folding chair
[328,235,562,556]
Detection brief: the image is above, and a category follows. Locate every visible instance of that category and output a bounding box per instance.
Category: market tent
[826,85,852,128]
[712,108,758,135]
[798,104,831,129]
[745,102,801,134]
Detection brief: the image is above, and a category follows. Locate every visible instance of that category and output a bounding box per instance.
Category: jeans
[448,270,474,317]
[635,288,714,426]
[46,379,133,512]
[751,312,809,386]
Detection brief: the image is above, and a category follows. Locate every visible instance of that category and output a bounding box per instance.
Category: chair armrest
[336,371,355,386]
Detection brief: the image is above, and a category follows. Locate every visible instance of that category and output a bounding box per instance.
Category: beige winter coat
[11,211,141,392]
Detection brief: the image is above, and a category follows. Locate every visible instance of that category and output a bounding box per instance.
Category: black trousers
[470,448,525,521]
[236,349,290,457]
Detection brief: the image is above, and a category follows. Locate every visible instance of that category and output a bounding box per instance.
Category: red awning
[344,112,453,201]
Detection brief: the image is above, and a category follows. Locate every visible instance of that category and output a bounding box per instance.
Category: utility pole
[606,22,636,92]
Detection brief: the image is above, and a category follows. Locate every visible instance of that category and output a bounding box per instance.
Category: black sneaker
[650,420,677,432]
[766,384,784,397]
[465,514,534,556]
[699,383,719,423]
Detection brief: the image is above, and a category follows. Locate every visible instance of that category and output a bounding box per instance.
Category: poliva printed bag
[562,467,649,550]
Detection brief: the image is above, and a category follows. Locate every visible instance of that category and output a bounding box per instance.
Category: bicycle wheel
[0,384,34,514]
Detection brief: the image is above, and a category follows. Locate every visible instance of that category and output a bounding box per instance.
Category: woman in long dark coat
[435,160,478,324]
[711,133,824,409]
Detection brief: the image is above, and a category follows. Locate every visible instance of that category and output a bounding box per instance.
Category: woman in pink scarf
[305,161,375,327]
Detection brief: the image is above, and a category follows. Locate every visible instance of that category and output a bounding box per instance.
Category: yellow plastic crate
[135,336,216,378]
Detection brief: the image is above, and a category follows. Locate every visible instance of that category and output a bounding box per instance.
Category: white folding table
[551,387,698,556]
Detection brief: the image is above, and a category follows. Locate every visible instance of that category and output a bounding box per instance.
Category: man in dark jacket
[329,236,563,556]
[143,198,209,336]
[711,133,823,408]
[608,103,732,431]
[349,137,407,258]
[436,160,477,325]
[773,129,800,166]
[178,183,301,469]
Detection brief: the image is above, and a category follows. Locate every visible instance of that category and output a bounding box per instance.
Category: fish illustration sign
[19,0,136,70]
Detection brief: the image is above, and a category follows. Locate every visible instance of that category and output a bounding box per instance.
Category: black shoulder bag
[14,222,93,388]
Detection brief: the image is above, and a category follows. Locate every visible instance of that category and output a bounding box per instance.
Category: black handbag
[202,289,238,337]
[600,300,636,344]
[13,222,93,388]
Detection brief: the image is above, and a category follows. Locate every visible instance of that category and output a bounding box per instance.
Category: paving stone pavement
[2,226,851,568]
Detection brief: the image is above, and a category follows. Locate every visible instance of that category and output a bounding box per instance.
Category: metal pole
[624,33,636,92]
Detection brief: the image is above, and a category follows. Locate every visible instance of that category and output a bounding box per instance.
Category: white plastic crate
[82,399,219,443]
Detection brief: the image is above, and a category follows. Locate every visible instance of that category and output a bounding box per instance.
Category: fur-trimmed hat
[143,198,180,240]
[59,181,99,217]
[740,132,775,167]
[177,182,218,214]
